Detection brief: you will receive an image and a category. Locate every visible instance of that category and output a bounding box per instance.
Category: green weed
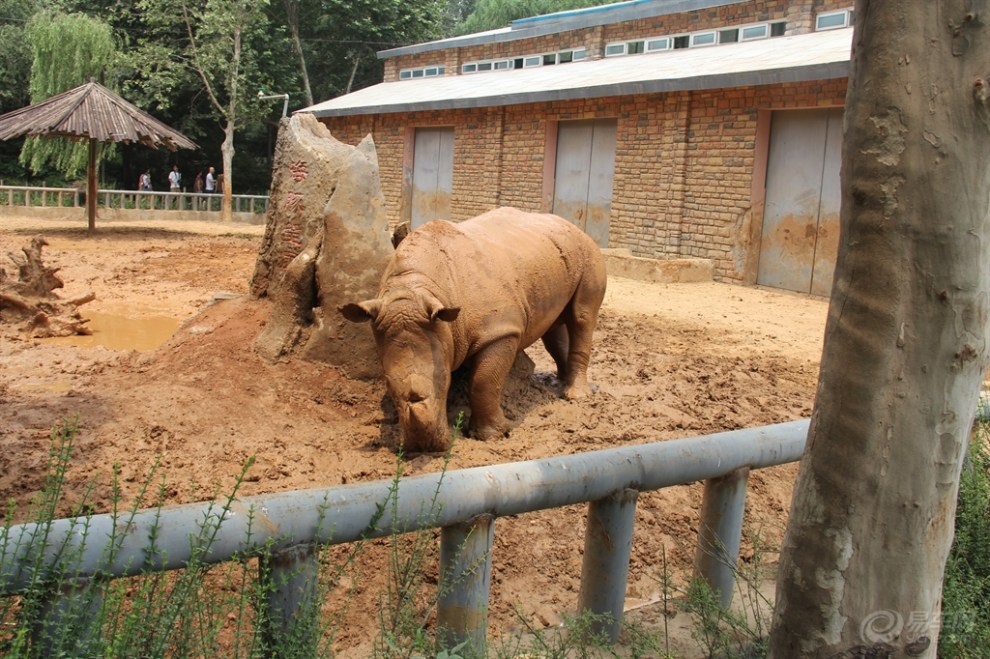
[939,417,990,657]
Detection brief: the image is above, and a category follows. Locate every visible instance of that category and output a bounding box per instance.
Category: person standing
[205,166,216,193]
[193,170,204,193]
[168,165,182,192]
[139,170,152,191]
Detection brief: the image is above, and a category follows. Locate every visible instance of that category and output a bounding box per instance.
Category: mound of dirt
[0,216,828,655]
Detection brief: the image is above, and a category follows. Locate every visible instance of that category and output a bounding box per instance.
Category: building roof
[378,0,749,58]
[303,27,852,118]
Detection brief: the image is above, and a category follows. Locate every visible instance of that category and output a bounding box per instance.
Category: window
[646,36,671,52]
[603,19,787,58]
[740,24,769,40]
[462,58,513,74]
[604,42,626,57]
[400,65,445,80]
[816,9,851,30]
[516,48,585,67]
[690,31,717,47]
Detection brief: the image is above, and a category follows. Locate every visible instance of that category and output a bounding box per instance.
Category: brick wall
[384,0,852,80]
[320,77,847,282]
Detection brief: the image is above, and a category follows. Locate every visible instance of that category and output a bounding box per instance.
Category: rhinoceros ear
[432,306,460,323]
[422,292,460,323]
[339,300,382,323]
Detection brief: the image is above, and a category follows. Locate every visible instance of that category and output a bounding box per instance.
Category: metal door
[552,119,617,247]
[809,110,842,296]
[757,108,843,294]
[411,127,454,228]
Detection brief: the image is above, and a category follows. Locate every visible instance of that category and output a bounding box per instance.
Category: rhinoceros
[340,207,607,453]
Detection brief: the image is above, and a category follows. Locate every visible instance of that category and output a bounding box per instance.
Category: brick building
[303,0,854,294]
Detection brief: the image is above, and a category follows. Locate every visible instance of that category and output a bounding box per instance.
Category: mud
[0,215,828,655]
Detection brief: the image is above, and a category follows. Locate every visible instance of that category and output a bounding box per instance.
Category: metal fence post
[693,466,750,609]
[259,543,320,653]
[577,488,639,642]
[437,514,495,657]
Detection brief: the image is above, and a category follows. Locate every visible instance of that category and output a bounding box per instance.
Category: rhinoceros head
[340,290,460,453]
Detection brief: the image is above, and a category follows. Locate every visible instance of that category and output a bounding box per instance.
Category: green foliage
[374,432,460,657]
[455,0,614,35]
[939,424,990,657]
[2,0,450,191]
[0,421,340,657]
[298,0,448,101]
[488,607,666,659]
[128,0,297,199]
[19,10,118,177]
[0,0,39,114]
[650,526,774,659]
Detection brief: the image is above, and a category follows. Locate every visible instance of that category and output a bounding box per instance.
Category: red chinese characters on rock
[289,160,308,183]
[282,191,304,216]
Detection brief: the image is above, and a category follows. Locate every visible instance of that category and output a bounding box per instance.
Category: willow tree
[769,2,990,656]
[20,11,116,177]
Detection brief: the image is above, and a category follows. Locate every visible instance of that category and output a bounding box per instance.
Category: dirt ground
[0,214,828,655]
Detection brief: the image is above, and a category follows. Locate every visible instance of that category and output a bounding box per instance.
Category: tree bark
[221,120,235,224]
[220,21,241,225]
[769,2,990,657]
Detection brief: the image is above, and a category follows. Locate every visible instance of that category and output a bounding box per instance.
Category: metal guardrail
[0,419,810,655]
[0,184,269,214]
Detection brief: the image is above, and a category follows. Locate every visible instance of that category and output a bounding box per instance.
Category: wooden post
[86,139,97,232]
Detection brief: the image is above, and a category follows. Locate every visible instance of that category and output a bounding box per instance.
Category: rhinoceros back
[384,207,605,358]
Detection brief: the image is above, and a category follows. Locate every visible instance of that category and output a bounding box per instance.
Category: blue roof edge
[377,0,749,60]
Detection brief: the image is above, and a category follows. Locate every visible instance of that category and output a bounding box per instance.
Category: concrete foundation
[602,248,713,284]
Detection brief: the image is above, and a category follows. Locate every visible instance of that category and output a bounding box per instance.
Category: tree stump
[0,237,93,338]
[250,113,394,379]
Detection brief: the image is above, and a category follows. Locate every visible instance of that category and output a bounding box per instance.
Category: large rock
[251,113,393,379]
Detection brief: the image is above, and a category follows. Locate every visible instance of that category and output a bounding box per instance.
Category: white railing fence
[0,420,809,656]
[0,184,269,216]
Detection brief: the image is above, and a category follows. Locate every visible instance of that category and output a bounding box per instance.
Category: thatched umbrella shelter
[0,79,198,231]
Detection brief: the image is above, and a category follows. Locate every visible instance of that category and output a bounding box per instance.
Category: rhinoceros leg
[560,283,605,400]
[466,337,518,440]
[541,321,570,382]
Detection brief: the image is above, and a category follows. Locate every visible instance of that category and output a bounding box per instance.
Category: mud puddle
[44,310,180,351]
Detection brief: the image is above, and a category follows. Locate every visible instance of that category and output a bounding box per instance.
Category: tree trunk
[282,0,314,107]
[221,120,235,224]
[769,2,990,657]
[219,19,242,225]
